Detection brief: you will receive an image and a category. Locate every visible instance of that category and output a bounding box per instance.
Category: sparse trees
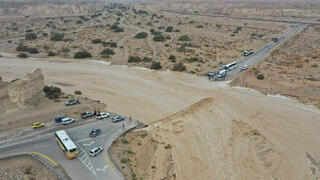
[92,38,102,44]
[17,53,28,58]
[169,55,176,62]
[257,74,264,80]
[43,85,61,99]
[28,47,39,54]
[165,26,173,32]
[172,62,186,71]
[101,48,115,56]
[196,25,204,28]
[150,61,162,70]
[128,56,142,63]
[153,34,165,42]
[48,51,56,56]
[50,33,65,41]
[178,35,191,41]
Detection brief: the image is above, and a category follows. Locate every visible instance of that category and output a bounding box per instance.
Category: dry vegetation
[231,25,320,108]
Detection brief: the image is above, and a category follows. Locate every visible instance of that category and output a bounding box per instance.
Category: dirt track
[1,55,320,179]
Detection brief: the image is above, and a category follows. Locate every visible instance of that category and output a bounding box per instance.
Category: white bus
[55,130,78,159]
[220,61,237,71]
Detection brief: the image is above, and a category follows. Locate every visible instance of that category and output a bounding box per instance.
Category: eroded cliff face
[0,69,45,112]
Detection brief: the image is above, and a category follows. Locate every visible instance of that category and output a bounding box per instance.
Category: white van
[89,147,103,157]
[61,118,75,125]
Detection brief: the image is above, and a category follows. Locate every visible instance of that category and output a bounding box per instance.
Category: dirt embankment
[0,156,58,180]
[231,25,320,108]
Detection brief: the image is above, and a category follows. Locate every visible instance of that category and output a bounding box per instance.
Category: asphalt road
[224,23,308,80]
[0,114,137,180]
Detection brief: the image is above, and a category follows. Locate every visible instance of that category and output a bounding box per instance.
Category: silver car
[89,147,103,157]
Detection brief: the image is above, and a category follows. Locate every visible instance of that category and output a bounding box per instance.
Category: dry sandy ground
[0,55,320,179]
[0,156,58,180]
[232,25,320,109]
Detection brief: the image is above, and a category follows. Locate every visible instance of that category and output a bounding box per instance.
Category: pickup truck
[81,111,95,119]
[243,49,254,56]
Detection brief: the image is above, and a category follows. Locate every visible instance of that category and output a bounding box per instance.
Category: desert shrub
[62,48,70,53]
[177,46,186,52]
[128,56,142,63]
[153,34,165,42]
[113,26,124,32]
[26,29,32,32]
[0,76,2,80]
[166,35,171,40]
[189,21,194,24]
[187,57,199,63]
[196,25,204,28]
[151,166,156,169]
[17,53,28,58]
[121,138,129,144]
[116,11,123,17]
[150,61,162,70]
[251,33,257,38]
[74,90,82,95]
[127,150,133,154]
[25,33,37,40]
[102,41,117,48]
[74,50,91,59]
[143,56,152,62]
[172,62,186,71]
[76,20,83,24]
[50,33,64,41]
[169,55,176,62]
[43,85,61,99]
[158,26,165,30]
[92,38,102,44]
[140,133,148,138]
[147,22,152,26]
[135,10,148,15]
[183,43,192,47]
[0,55,2,58]
[149,29,155,34]
[16,44,29,52]
[165,26,173,32]
[120,158,127,164]
[24,167,32,175]
[79,16,85,20]
[135,32,148,39]
[48,51,55,56]
[257,74,264,80]
[216,24,221,28]
[178,35,191,41]
[296,64,303,68]
[236,26,242,31]
[101,48,115,56]
[311,64,318,67]
[7,40,12,43]
[28,47,39,54]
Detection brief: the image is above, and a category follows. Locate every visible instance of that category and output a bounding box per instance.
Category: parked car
[112,116,125,123]
[81,112,94,119]
[96,112,111,120]
[61,118,75,125]
[32,122,44,129]
[89,128,101,138]
[272,37,279,42]
[65,99,79,106]
[55,116,64,123]
[89,147,103,157]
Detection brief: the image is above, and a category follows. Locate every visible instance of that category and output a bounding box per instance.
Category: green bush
[151,166,156,169]
[128,56,142,63]
[178,35,191,41]
[74,50,92,59]
[135,32,148,39]
[28,47,39,54]
[121,138,129,144]
[140,133,148,138]
[196,25,204,28]
[165,26,173,32]
[216,24,221,28]
[92,38,102,44]
[0,76,2,80]
[17,53,28,58]
[48,51,55,56]
[25,33,37,40]
[150,61,162,70]
[311,64,318,67]
[143,56,152,62]
[153,34,165,42]
[236,26,242,31]
[101,48,115,56]
[76,20,83,24]
[102,41,117,48]
[43,85,61,99]
[42,32,48,37]
[177,46,186,52]
[74,90,82,95]
[50,33,64,41]
[168,55,176,62]
[187,57,199,63]
[257,74,264,80]
[120,158,128,164]
[172,62,186,71]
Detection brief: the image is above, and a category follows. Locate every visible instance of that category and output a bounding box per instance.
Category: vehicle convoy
[55,130,78,159]
[96,112,111,119]
[89,128,101,138]
[81,111,94,119]
[89,147,103,157]
[65,99,80,106]
[112,115,125,123]
[61,118,75,125]
[32,122,44,129]
[243,49,254,56]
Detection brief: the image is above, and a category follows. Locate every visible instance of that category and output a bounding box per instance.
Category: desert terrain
[0,156,58,180]
[0,55,319,180]
[232,25,320,108]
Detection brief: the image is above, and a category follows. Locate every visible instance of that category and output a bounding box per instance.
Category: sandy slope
[0,56,320,179]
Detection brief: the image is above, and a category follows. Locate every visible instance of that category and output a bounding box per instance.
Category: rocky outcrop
[0,69,45,113]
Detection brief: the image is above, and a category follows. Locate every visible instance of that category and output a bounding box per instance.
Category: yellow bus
[55,130,78,159]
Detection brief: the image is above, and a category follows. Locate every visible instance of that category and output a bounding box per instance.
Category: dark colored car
[90,128,101,138]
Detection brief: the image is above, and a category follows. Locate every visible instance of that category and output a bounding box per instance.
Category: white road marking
[75,135,106,143]
[83,141,94,146]
[76,144,97,176]
[96,165,108,172]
